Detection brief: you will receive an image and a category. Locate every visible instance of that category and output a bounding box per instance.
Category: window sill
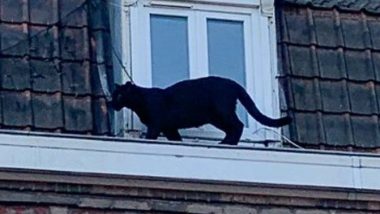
[0,130,379,191]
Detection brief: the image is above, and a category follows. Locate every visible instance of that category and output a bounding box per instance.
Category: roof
[277,0,380,149]
[0,0,112,134]
[284,0,380,14]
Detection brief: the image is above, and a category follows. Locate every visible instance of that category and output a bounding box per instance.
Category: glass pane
[150,15,190,88]
[207,19,248,126]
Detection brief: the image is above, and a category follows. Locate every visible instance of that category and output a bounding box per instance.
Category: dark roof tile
[32,93,63,129]
[30,26,59,59]
[317,48,346,79]
[320,80,350,113]
[30,59,61,93]
[345,50,374,81]
[92,98,110,134]
[337,0,371,12]
[284,0,380,14]
[341,18,367,49]
[323,114,353,146]
[88,0,107,30]
[368,20,380,50]
[365,2,380,14]
[0,0,25,22]
[288,46,317,77]
[313,14,340,47]
[63,96,92,132]
[348,82,378,115]
[0,23,28,56]
[374,84,380,111]
[62,62,91,95]
[291,78,321,111]
[91,63,110,97]
[0,58,30,90]
[373,52,380,82]
[2,91,32,127]
[29,0,57,24]
[351,115,380,147]
[60,27,89,60]
[60,0,87,27]
[293,112,324,145]
[283,8,311,45]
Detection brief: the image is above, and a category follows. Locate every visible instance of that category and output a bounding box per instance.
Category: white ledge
[0,132,379,191]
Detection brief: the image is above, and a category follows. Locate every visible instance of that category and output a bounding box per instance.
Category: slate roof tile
[293,112,324,145]
[30,26,59,59]
[283,8,311,45]
[365,2,380,14]
[314,14,340,47]
[344,50,374,81]
[317,48,346,79]
[60,27,89,60]
[288,46,317,77]
[32,93,63,129]
[0,0,25,23]
[30,59,61,93]
[284,0,380,14]
[323,114,353,147]
[337,0,372,12]
[91,63,110,97]
[373,53,380,82]
[29,0,57,24]
[88,0,108,30]
[60,0,87,27]
[2,91,32,127]
[374,84,380,112]
[340,18,368,49]
[351,115,380,147]
[368,20,380,50]
[92,98,111,134]
[291,78,321,111]
[63,96,93,132]
[319,80,350,113]
[0,23,28,56]
[90,31,114,67]
[62,62,91,95]
[0,58,30,90]
[348,82,378,115]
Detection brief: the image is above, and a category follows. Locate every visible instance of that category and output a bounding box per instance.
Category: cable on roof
[252,127,304,149]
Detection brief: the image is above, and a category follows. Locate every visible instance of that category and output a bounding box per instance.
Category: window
[119,0,279,142]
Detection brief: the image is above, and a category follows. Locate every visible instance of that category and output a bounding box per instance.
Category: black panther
[111,76,291,145]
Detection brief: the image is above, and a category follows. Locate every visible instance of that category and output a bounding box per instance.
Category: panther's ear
[125,81,134,87]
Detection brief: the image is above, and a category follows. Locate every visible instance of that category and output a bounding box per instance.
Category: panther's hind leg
[211,113,244,145]
[163,129,182,141]
[146,127,161,140]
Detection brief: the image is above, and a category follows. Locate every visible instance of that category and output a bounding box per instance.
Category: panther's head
[110,81,135,111]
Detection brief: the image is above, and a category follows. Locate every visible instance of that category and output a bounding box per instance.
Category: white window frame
[118,0,281,142]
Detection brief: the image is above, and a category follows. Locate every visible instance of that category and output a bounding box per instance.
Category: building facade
[0,0,379,213]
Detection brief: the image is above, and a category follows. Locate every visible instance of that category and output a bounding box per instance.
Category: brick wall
[0,169,378,213]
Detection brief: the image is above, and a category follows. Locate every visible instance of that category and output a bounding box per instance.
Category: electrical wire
[252,127,304,149]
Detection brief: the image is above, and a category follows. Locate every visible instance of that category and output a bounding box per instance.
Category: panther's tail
[237,86,291,127]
